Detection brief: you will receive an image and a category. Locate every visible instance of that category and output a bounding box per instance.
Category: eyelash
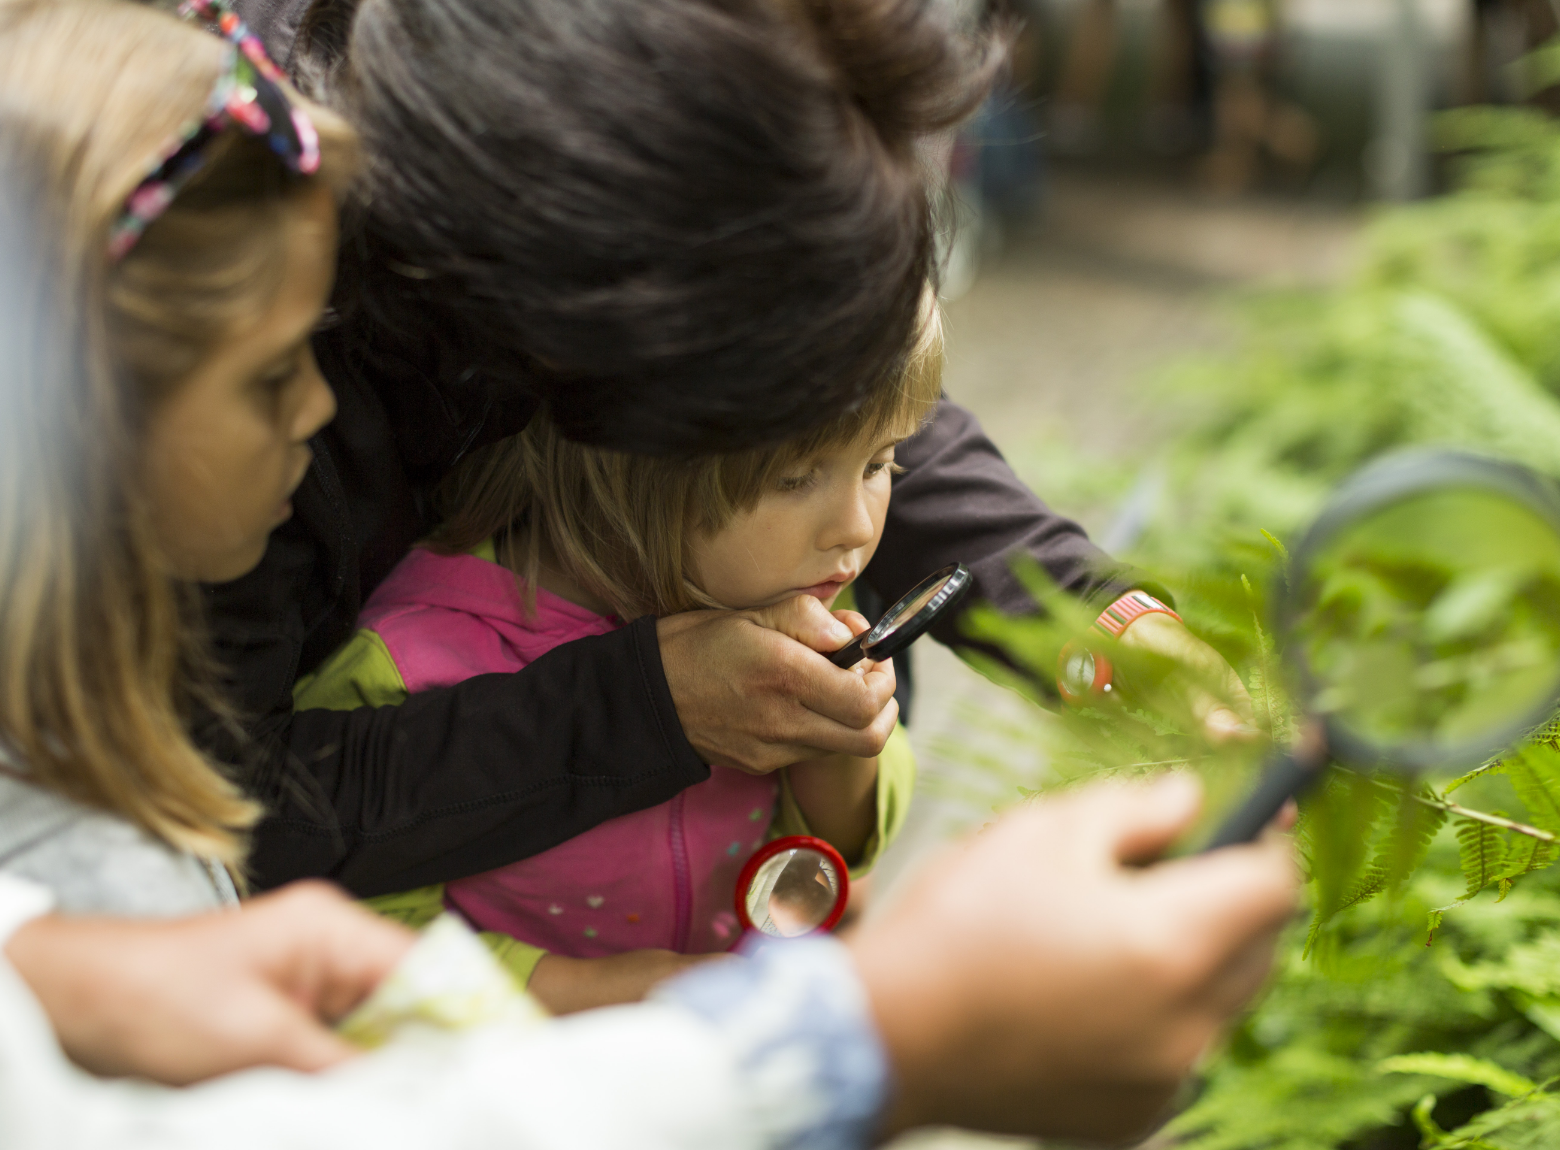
[262,363,301,393]
[774,459,900,493]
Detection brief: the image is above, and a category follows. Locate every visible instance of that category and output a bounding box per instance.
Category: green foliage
[959,99,1560,1148]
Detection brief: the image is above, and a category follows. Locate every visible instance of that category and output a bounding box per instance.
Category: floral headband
[106,0,322,261]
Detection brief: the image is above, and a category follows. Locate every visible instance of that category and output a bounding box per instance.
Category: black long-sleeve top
[212,325,1131,896]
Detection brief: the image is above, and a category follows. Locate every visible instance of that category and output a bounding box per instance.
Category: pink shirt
[359,548,777,955]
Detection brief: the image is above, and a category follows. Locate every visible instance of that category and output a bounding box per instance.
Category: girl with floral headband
[0,0,354,913]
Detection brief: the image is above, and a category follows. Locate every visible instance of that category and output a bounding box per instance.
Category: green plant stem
[1368,776,1556,842]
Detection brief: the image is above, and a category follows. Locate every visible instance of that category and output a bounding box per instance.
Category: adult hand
[658,595,899,774]
[4,881,413,1085]
[1119,612,1256,743]
[850,775,1296,1143]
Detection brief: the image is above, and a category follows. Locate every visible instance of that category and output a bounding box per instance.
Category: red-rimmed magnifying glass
[734,835,850,939]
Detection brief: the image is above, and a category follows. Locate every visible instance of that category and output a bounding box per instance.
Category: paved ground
[875,168,1360,1149]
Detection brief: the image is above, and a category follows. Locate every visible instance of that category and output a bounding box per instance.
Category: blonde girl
[298,299,944,1012]
[0,0,353,912]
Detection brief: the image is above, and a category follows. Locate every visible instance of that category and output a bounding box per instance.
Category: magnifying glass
[735,836,850,938]
[829,563,972,669]
[1206,448,1560,850]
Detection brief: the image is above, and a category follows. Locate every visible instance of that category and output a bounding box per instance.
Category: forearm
[866,398,1166,660]
[785,757,879,865]
[242,618,709,896]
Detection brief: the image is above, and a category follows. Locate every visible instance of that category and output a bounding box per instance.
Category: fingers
[246,883,415,1022]
[1088,773,1206,866]
[749,594,856,653]
[1140,836,1298,994]
[777,695,901,761]
[832,608,870,637]
[249,999,363,1075]
[768,627,897,729]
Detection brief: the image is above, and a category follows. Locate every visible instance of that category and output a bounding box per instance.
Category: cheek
[692,510,810,606]
[141,393,294,578]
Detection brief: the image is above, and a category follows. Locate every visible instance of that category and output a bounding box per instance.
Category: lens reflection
[1294,488,1560,757]
[743,848,842,937]
[874,573,953,643]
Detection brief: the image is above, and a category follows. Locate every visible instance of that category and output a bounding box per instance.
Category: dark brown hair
[430,294,944,619]
[296,0,1004,455]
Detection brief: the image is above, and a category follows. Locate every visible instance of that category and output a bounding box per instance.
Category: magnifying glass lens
[740,844,845,938]
[1297,487,1560,760]
[829,564,971,669]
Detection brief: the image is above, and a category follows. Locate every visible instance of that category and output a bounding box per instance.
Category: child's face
[140,187,339,584]
[691,431,900,610]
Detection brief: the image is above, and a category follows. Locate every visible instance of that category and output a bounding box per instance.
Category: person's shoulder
[0,773,227,918]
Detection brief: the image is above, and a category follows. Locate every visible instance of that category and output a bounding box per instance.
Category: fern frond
[1379,1053,1539,1098]
[1457,818,1510,899]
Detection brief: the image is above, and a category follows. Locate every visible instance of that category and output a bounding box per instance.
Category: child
[296,298,944,1011]
[0,0,352,911]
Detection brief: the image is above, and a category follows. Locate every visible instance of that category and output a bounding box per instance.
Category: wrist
[1058,591,1180,705]
[655,933,888,1150]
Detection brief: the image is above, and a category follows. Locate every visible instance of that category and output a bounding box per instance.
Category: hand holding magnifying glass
[731,565,973,939]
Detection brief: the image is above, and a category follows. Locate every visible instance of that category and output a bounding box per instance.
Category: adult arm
[865,396,1156,649]
[865,399,1252,735]
[241,618,710,897]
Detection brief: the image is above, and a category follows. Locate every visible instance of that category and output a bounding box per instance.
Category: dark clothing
[220,0,1138,898]
[221,332,1127,897]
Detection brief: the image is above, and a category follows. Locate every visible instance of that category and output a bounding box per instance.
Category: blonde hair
[432,296,944,618]
[0,0,357,866]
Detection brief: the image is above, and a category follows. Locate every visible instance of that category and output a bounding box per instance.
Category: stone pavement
[874,168,1359,1149]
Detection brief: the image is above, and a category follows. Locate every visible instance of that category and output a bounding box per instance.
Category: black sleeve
[863,397,1168,659]
[243,616,709,897]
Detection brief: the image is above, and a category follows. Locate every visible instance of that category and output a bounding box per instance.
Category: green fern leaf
[1379,1053,1539,1098]
[1457,818,1510,899]
[1507,741,1560,833]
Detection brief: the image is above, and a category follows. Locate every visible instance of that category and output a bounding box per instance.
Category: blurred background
[876,4,1560,1146]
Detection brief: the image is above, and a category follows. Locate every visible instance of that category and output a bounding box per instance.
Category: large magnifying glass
[1206,448,1560,850]
[829,563,972,669]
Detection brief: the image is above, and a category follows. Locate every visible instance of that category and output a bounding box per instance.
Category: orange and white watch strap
[1093,590,1180,637]
[1057,591,1180,705]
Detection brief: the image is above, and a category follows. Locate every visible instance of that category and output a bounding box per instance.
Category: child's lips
[795,574,855,600]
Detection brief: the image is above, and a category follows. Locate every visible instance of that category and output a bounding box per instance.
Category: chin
[202,542,271,585]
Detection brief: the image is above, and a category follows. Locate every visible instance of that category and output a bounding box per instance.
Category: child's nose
[819,486,877,553]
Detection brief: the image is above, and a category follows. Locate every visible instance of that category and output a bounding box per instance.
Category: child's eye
[774,469,818,494]
[258,359,302,395]
[864,456,902,480]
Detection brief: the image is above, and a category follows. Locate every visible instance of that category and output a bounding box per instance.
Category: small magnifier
[735,836,850,938]
[1206,448,1560,850]
[829,563,972,669]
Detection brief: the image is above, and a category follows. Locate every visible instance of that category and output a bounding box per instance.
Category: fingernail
[829,622,852,644]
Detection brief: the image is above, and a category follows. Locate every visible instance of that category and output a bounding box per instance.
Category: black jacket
[210,323,1130,896]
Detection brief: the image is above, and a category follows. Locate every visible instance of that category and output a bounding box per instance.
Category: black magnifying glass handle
[828,632,870,669]
[1202,748,1327,851]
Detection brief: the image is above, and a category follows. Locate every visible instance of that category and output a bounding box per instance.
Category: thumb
[1097,773,1206,865]
[748,594,854,653]
[261,1000,364,1073]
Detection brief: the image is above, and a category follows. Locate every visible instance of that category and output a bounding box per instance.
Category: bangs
[705,292,945,526]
